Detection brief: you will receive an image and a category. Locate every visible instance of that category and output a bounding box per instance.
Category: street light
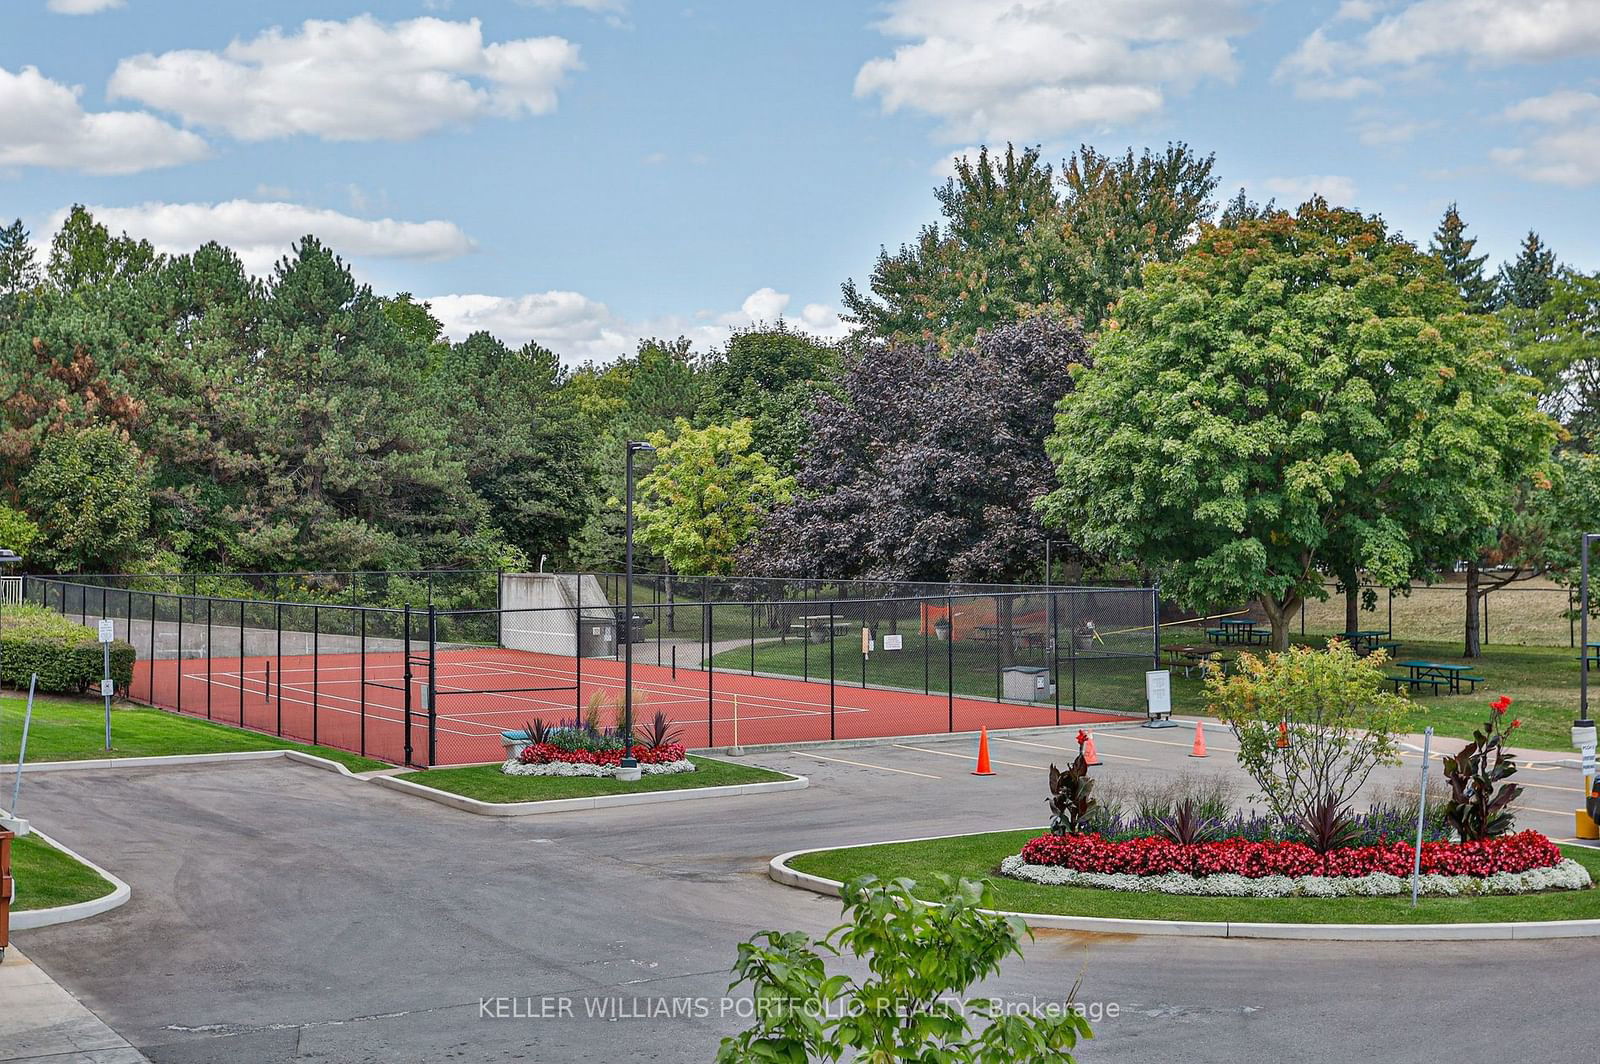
[1582,534,1599,725]
[620,440,656,777]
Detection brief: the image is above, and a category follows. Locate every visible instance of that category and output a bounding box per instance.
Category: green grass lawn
[787,829,1600,925]
[1162,628,1590,752]
[0,693,390,773]
[9,832,117,911]
[396,754,794,802]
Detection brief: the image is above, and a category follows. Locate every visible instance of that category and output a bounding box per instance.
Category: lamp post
[620,440,656,778]
[1577,535,1598,838]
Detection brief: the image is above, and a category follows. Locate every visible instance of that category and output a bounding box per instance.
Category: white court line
[797,751,942,780]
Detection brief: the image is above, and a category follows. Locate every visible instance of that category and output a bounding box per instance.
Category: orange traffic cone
[1276,721,1291,749]
[1081,730,1101,767]
[1189,720,1208,758]
[972,727,995,776]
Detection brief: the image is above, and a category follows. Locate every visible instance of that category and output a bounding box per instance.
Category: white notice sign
[98,618,115,643]
[100,678,115,696]
[1145,669,1172,718]
[884,634,903,651]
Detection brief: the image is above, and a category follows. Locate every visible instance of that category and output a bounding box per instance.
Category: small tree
[21,426,152,573]
[1205,643,1408,828]
[718,875,1091,1063]
[635,418,793,577]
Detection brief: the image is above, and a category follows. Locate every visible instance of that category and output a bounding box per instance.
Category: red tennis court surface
[134,646,1126,767]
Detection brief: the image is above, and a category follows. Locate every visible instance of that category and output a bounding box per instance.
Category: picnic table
[1583,642,1600,667]
[790,615,853,643]
[1164,644,1233,678]
[1207,618,1269,646]
[974,624,1044,655]
[1390,660,1483,697]
[1341,629,1401,657]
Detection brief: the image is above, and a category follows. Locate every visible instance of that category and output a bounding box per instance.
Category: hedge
[1,605,136,694]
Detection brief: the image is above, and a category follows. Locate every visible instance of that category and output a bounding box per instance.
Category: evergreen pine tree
[0,219,41,299]
[1498,230,1558,310]
[1428,203,1497,313]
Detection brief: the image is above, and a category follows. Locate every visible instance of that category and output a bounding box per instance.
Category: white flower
[500,758,696,778]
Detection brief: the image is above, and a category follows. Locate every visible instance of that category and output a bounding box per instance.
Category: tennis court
[138,645,1128,767]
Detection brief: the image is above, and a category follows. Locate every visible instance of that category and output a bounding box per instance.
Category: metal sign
[883,634,903,651]
[97,619,115,643]
[100,678,114,697]
[1145,670,1172,718]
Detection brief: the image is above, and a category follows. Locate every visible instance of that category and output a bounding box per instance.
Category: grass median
[787,829,1600,925]
[9,833,117,912]
[395,754,795,803]
[0,693,390,774]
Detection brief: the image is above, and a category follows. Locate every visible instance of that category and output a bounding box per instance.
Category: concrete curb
[700,718,1142,758]
[767,832,1600,942]
[11,828,131,931]
[0,748,369,777]
[372,766,809,817]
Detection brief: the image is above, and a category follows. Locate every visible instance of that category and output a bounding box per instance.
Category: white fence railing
[1,576,20,605]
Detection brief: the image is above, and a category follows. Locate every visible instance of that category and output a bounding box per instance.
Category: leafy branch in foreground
[717,875,1091,1063]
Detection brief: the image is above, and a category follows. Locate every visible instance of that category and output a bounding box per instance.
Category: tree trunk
[1258,594,1299,652]
[998,595,1015,667]
[1344,579,1360,637]
[664,570,675,633]
[1464,560,1482,659]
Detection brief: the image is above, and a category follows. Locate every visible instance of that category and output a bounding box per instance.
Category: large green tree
[698,324,837,472]
[1498,231,1558,311]
[1042,201,1556,649]
[842,143,1218,348]
[1507,269,1600,449]
[635,418,792,576]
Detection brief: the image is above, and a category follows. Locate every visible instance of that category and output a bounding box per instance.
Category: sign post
[98,618,115,751]
[1411,727,1433,907]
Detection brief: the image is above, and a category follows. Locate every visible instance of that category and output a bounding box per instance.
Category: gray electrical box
[1002,665,1052,703]
[579,615,617,658]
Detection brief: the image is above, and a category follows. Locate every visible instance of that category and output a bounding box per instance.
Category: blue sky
[3,0,1598,363]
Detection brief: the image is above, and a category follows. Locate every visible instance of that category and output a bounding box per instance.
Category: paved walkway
[0,945,148,1063]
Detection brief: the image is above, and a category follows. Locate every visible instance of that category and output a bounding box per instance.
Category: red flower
[1076,730,1089,746]
[1491,696,1512,714]
[1510,719,1522,729]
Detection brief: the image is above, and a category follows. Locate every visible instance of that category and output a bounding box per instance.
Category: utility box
[1002,665,1052,703]
[579,615,617,658]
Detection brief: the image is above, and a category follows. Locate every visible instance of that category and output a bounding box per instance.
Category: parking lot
[14,723,1600,1063]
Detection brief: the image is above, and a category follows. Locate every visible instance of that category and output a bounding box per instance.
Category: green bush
[1,605,135,694]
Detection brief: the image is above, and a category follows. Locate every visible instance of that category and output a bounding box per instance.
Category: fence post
[829,603,836,740]
[147,592,156,703]
[1151,584,1161,669]
[994,595,1002,703]
[359,608,367,757]
[750,602,756,676]
[275,602,283,735]
[206,598,213,720]
[427,605,438,768]
[1052,591,1061,726]
[707,606,715,748]
[312,605,320,746]
[575,579,583,719]
[947,594,954,731]
[175,594,184,715]
[923,598,929,696]
[403,604,414,767]
[1484,592,1490,645]
[495,568,503,649]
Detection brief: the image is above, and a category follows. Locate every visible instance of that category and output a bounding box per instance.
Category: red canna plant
[1440,696,1525,841]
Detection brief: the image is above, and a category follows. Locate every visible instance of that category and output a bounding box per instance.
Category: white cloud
[1260,174,1359,205]
[854,0,1251,143]
[0,64,208,175]
[1494,89,1600,186]
[49,200,475,276]
[429,286,849,364]
[47,0,123,12]
[1278,1,1600,97]
[1355,118,1429,145]
[108,15,581,142]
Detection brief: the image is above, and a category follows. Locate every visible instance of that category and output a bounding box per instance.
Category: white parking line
[993,736,1150,763]
[797,752,941,780]
[894,743,1050,772]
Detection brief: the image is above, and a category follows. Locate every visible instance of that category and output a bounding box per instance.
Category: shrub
[1441,696,1525,841]
[717,875,1091,1063]
[1206,643,1407,829]
[0,605,135,694]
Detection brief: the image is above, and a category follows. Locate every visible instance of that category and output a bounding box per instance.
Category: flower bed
[502,756,695,778]
[504,731,695,777]
[516,741,689,768]
[1002,830,1590,898]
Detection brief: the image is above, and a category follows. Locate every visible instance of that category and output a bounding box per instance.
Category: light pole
[621,440,656,776]
[1582,534,1598,725]
[1578,534,1598,837]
